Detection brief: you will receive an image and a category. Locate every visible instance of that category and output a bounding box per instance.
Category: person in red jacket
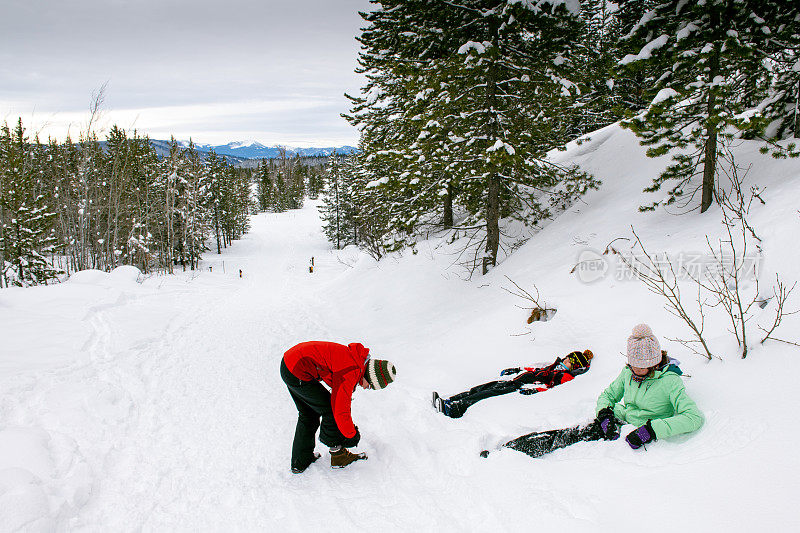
[280,341,396,473]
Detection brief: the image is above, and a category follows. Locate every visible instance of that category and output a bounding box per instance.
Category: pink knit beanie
[627,324,661,368]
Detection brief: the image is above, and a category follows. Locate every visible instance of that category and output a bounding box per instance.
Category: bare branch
[618,226,714,360]
[759,277,799,346]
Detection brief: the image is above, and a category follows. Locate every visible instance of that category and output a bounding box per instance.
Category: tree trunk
[214,205,222,254]
[701,126,717,213]
[701,4,724,214]
[484,174,500,275]
[794,79,800,138]
[442,181,453,227]
[483,21,501,274]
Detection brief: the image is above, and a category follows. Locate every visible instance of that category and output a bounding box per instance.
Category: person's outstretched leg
[445,380,520,417]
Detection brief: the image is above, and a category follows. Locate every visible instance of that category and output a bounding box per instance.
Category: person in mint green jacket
[593,324,703,449]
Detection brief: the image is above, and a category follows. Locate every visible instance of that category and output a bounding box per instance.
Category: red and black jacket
[514,356,588,388]
[283,341,369,439]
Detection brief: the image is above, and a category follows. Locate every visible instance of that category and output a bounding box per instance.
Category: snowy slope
[1,123,799,531]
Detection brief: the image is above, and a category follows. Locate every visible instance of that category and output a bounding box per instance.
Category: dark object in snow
[291,452,321,474]
[432,391,443,412]
[480,423,602,459]
[527,307,557,323]
[433,351,593,418]
[331,448,367,468]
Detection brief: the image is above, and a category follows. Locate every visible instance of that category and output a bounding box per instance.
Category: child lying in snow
[431,349,593,418]
[593,323,704,449]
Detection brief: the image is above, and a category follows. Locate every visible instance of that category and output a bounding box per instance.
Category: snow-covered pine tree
[349,0,598,274]
[320,151,352,249]
[756,2,800,142]
[346,150,391,259]
[231,165,252,238]
[0,120,61,287]
[256,158,273,211]
[306,164,324,199]
[618,0,798,213]
[206,150,227,254]
[568,0,652,136]
[345,0,453,252]
[448,1,594,274]
[101,125,160,271]
[121,130,161,273]
[180,141,211,270]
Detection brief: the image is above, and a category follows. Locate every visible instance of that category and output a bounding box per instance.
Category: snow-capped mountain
[174,140,357,160]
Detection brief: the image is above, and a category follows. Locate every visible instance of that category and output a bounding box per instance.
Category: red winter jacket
[283,341,370,439]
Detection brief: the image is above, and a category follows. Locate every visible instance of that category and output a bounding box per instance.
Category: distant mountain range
[172,140,358,160]
[95,139,357,167]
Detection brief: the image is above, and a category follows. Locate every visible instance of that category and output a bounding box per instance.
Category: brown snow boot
[330,448,367,468]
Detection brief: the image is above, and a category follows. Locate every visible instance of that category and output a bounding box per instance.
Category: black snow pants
[447,380,521,417]
[447,371,547,417]
[280,359,347,470]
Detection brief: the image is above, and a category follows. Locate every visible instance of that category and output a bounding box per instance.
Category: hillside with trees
[319,0,798,274]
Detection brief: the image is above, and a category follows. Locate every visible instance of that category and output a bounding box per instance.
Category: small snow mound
[0,427,55,478]
[108,265,142,284]
[0,428,93,527]
[0,468,53,532]
[67,269,109,285]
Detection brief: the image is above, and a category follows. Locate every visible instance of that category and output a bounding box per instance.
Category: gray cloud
[0,0,372,146]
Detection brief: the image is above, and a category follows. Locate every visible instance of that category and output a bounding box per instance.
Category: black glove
[342,427,361,448]
[500,367,521,376]
[595,407,621,441]
[626,420,656,450]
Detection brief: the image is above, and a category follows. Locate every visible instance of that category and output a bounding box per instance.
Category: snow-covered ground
[2,124,799,531]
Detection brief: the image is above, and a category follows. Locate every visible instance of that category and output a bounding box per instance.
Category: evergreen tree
[757,2,800,141]
[206,150,226,254]
[349,0,598,273]
[618,0,798,213]
[320,152,350,249]
[568,0,654,135]
[256,158,273,211]
[0,120,61,286]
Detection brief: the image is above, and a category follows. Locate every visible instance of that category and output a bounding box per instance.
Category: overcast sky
[0,0,373,147]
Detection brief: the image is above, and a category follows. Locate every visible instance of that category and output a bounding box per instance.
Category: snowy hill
[1,123,799,531]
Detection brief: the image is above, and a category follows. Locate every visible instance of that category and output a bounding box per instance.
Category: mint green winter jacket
[595,364,703,439]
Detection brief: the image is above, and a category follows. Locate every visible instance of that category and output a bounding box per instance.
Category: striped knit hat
[567,349,594,369]
[627,324,661,368]
[364,359,396,390]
